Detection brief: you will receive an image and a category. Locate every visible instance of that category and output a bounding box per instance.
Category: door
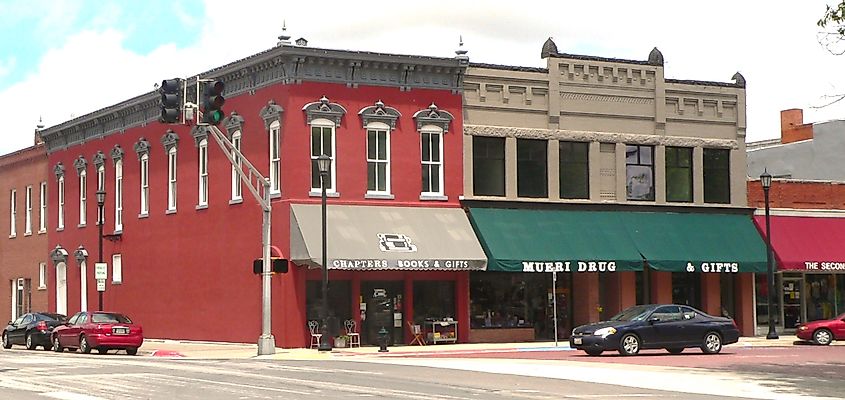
[832,316,845,340]
[7,315,26,344]
[361,281,403,345]
[80,261,88,312]
[782,278,803,329]
[56,263,67,315]
[59,312,82,347]
[639,305,684,347]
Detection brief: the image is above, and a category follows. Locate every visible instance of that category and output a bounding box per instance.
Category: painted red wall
[47,79,465,348]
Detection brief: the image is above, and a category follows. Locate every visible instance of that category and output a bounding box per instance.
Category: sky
[1,0,844,155]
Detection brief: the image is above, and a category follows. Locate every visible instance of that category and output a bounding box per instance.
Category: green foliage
[819,1,845,36]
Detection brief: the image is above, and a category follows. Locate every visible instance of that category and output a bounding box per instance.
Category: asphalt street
[0,348,760,400]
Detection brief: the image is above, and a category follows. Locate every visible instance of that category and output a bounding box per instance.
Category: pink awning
[754,215,845,271]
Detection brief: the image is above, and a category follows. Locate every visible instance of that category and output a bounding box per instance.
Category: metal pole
[318,172,332,351]
[98,203,103,311]
[257,180,275,355]
[764,187,779,339]
[552,271,558,347]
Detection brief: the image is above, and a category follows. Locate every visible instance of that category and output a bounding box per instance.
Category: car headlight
[572,328,578,335]
[798,325,808,331]
[593,327,617,338]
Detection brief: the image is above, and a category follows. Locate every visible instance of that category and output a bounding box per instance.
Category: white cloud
[0,57,15,78]
[2,0,845,154]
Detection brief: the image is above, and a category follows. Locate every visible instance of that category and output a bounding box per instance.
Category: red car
[52,311,143,355]
[796,312,845,345]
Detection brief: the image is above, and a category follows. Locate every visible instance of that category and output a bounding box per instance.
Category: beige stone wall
[463,54,748,207]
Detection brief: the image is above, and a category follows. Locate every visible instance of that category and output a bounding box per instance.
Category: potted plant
[334,334,350,348]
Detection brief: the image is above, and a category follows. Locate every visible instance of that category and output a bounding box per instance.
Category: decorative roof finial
[647,47,664,66]
[455,35,469,64]
[732,72,746,88]
[277,20,291,46]
[541,37,558,58]
[36,116,45,130]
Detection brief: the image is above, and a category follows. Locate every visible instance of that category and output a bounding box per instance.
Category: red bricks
[748,180,845,209]
[780,109,814,144]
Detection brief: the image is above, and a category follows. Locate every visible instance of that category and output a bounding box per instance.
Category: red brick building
[38,42,485,348]
[0,143,50,324]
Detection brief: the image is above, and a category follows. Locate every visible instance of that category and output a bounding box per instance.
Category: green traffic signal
[202,80,225,125]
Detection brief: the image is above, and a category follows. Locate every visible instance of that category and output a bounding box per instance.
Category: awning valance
[290,204,487,271]
[468,208,767,273]
[754,215,845,272]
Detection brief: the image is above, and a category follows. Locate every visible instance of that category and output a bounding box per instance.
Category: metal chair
[344,319,361,348]
[407,321,426,346]
[307,320,322,349]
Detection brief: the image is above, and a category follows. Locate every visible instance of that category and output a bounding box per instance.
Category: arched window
[140,154,149,215]
[168,147,177,212]
[420,125,444,196]
[310,118,336,192]
[114,160,123,231]
[269,122,281,194]
[231,131,242,201]
[365,121,391,195]
[79,170,87,226]
[198,138,208,207]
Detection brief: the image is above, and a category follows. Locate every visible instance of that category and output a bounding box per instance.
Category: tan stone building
[462,38,763,341]
[0,143,50,325]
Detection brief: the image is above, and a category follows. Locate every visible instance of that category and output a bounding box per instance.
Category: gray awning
[290,204,487,271]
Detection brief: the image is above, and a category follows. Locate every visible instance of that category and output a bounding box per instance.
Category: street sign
[95,263,108,280]
[96,279,106,292]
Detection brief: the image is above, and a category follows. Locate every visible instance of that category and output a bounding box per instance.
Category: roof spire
[277,20,291,46]
[455,35,469,64]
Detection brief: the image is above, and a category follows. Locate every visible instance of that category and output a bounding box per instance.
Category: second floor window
[9,189,16,236]
[39,182,46,232]
[114,160,123,231]
[24,186,32,234]
[57,177,64,229]
[626,144,654,201]
[231,131,242,201]
[472,136,505,197]
[269,122,281,194]
[96,165,104,223]
[421,128,444,196]
[704,148,731,204]
[79,171,87,226]
[140,154,149,215]
[666,146,693,202]
[367,123,390,194]
[560,141,589,199]
[310,121,335,192]
[168,147,177,211]
[517,138,547,198]
[198,139,208,206]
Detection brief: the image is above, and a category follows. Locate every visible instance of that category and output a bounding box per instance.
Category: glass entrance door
[782,277,803,330]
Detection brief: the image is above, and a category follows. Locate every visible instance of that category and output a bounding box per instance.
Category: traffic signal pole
[206,125,275,356]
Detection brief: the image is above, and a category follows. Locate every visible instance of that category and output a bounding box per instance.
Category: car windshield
[610,305,654,322]
[90,313,132,324]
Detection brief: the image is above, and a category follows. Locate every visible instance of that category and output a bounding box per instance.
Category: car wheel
[666,348,684,355]
[126,347,138,356]
[25,333,37,350]
[1,332,11,349]
[701,331,722,354]
[584,349,603,356]
[813,329,833,346]
[619,333,640,356]
[97,348,108,355]
[79,335,92,354]
[52,336,64,353]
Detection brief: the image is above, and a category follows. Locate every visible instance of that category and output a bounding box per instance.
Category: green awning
[623,212,767,273]
[468,208,767,273]
[467,208,645,272]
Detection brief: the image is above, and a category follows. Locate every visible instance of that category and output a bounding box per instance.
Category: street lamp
[760,170,778,340]
[96,189,106,311]
[317,154,333,351]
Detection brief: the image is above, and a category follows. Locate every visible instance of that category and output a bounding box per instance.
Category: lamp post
[95,189,106,311]
[317,154,333,351]
[760,170,778,340]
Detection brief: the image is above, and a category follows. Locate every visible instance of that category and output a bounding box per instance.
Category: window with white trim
[168,147,177,211]
[57,177,64,229]
[39,182,46,232]
[140,154,149,215]
[366,122,391,194]
[269,122,281,194]
[9,189,16,237]
[420,126,444,196]
[79,171,87,226]
[96,165,105,223]
[231,131,242,201]
[24,186,32,235]
[198,139,208,206]
[112,254,122,284]
[310,120,336,192]
[114,160,123,231]
[38,263,47,289]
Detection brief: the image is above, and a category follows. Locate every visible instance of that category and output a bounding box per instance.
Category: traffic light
[159,79,182,124]
[201,80,225,125]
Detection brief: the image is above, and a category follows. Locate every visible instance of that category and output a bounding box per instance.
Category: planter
[334,337,348,348]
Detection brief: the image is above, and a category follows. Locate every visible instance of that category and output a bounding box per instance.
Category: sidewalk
[138,334,839,360]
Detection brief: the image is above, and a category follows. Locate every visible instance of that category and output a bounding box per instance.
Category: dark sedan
[2,312,67,350]
[569,304,740,356]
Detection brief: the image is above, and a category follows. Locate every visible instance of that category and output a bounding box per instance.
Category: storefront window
[837,275,845,316]
[806,274,836,322]
[470,272,569,339]
[413,281,455,323]
[306,280,352,324]
[672,272,701,309]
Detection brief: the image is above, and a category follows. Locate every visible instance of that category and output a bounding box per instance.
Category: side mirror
[7,321,11,326]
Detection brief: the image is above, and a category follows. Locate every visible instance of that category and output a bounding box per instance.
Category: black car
[569,304,739,356]
[2,312,67,350]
